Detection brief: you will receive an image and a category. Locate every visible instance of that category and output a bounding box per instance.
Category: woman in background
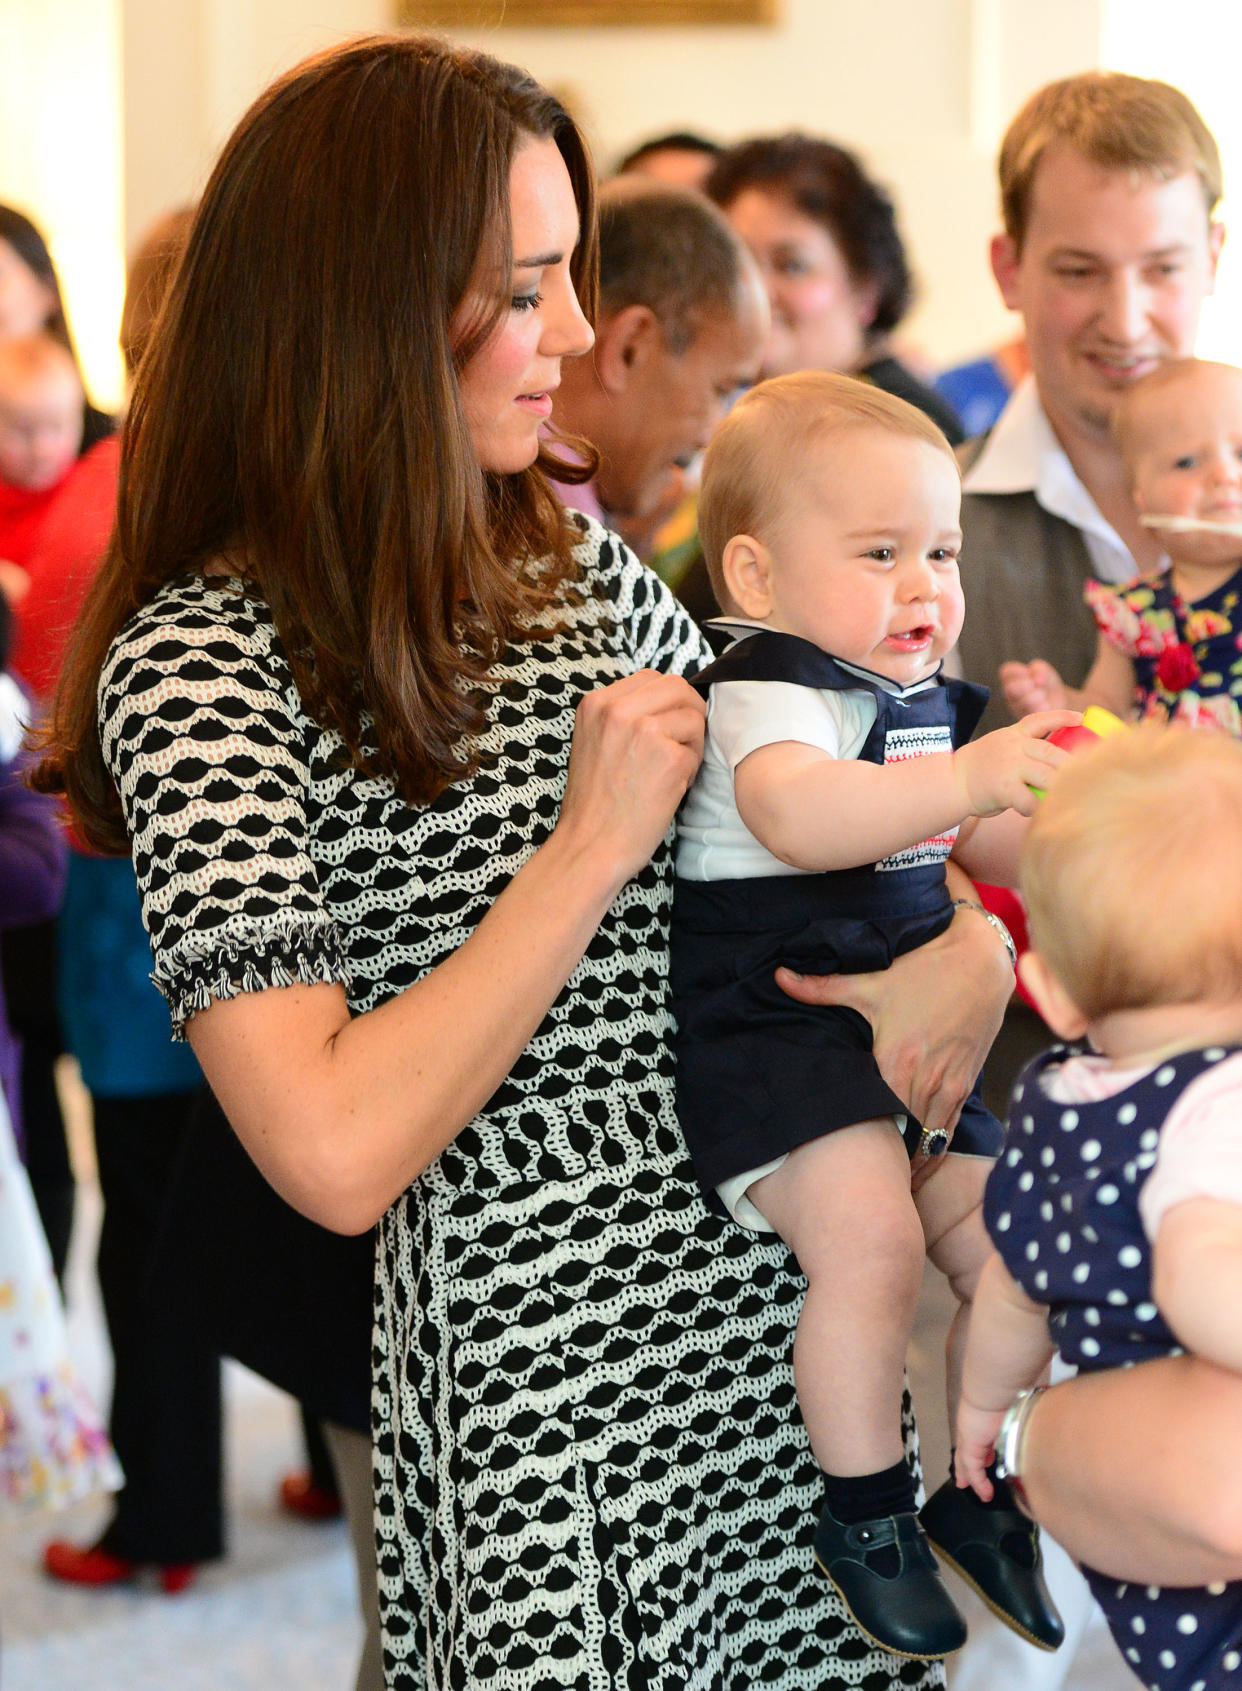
[706,133,965,442]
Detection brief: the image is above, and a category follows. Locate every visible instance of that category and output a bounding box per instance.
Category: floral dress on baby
[1085,563,1242,733]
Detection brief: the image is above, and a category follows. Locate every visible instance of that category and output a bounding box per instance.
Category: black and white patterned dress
[99,516,942,1691]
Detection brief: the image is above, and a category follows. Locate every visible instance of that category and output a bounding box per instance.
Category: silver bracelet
[950,897,1017,970]
[993,1384,1047,1509]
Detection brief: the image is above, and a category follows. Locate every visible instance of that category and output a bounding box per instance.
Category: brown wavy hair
[35,33,599,852]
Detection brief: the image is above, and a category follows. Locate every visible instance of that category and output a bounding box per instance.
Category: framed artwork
[397,2,779,26]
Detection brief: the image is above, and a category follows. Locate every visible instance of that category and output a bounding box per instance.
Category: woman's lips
[515,391,554,417]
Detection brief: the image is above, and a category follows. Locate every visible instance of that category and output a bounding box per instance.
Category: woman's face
[457,137,594,475]
[722,188,877,379]
[0,239,56,341]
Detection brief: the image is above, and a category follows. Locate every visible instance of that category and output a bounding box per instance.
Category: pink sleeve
[1139,1053,1242,1241]
[1084,577,1144,657]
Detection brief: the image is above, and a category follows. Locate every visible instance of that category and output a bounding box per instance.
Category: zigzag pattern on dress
[100,516,944,1691]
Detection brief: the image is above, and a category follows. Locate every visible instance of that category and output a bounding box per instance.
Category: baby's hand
[999,659,1070,717]
[954,1399,1006,1502]
[953,710,1079,818]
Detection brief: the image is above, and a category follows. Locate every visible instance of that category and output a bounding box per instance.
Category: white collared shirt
[961,377,1138,586]
[677,620,942,882]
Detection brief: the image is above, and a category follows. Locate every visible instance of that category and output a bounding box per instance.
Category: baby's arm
[1153,1201,1242,1373]
[1144,1052,1242,1374]
[956,1249,1056,1500]
[950,809,1029,887]
[734,710,1074,874]
[1000,635,1133,722]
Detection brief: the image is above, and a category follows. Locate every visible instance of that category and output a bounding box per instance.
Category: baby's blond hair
[1022,725,1242,1020]
[698,371,956,613]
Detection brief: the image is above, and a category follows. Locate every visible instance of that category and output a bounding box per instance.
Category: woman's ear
[721,534,774,621]
[1018,949,1090,1042]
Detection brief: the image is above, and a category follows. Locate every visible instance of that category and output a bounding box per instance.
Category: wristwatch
[950,897,1018,970]
[993,1385,1047,1511]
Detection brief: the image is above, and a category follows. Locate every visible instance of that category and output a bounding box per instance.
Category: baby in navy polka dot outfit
[957,723,1242,1691]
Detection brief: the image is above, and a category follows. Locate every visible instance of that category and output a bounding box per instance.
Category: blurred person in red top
[0,335,120,697]
[0,207,116,1287]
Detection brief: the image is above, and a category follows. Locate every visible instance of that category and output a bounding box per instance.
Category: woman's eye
[511,291,543,313]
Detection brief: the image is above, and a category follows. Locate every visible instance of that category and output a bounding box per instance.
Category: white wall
[0,0,126,407]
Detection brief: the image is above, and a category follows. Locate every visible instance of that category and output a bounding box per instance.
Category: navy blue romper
[670,630,1004,1204]
[987,1044,1242,1691]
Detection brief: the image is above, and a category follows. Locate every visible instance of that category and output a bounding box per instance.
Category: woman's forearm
[190,818,631,1234]
[1020,1357,1242,1585]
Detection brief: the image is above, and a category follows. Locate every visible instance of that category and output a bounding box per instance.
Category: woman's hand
[775,898,1012,1183]
[557,669,705,892]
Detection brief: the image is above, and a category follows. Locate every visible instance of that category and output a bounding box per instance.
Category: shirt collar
[962,375,1138,583]
[706,618,941,699]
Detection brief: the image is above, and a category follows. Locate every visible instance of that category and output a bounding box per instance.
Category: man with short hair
[955,71,1224,735]
[550,178,766,560]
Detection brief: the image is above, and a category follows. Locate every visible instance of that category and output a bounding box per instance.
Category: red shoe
[43,1540,197,1594]
[159,1563,196,1594]
[279,1470,342,1521]
[44,1541,136,1586]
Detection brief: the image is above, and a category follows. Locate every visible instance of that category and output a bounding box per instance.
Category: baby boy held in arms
[671,371,1078,1662]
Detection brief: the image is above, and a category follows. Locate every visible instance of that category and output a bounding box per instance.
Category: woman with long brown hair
[38,34,1009,1688]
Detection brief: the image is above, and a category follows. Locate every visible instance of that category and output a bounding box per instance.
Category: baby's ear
[721,534,773,620]
[1018,949,1090,1042]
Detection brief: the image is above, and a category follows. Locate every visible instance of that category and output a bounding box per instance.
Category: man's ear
[1018,949,1090,1042]
[592,303,661,394]
[721,534,775,622]
[990,232,1022,313]
[1207,220,1226,293]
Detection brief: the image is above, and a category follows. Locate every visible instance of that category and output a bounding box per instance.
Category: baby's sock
[822,1462,916,1577]
[823,1460,916,1523]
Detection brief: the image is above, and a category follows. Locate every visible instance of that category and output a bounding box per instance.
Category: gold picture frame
[398,2,779,26]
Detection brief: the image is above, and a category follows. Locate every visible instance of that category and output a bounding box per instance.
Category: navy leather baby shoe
[814,1498,968,1660]
[920,1478,1064,1651]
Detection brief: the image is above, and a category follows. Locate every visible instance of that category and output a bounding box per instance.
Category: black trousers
[92,1088,224,1564]
[2,919,74,1281]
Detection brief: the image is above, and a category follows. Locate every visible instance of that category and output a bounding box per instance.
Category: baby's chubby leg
[752,1122,970,1659]
[748,1119,924,1476]
[914,1154,992,1430]
[915,1154,1066,1652]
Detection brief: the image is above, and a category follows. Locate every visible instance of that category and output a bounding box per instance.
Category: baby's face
[1128,364,1242,540]
[0,368,82,491]
[761,428,964,685]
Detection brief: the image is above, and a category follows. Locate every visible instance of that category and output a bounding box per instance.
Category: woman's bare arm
[188,669,704,1235]
[1020,1356,1242,1585]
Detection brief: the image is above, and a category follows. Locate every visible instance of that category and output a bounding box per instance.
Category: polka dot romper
[985,1045,1242,1691]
